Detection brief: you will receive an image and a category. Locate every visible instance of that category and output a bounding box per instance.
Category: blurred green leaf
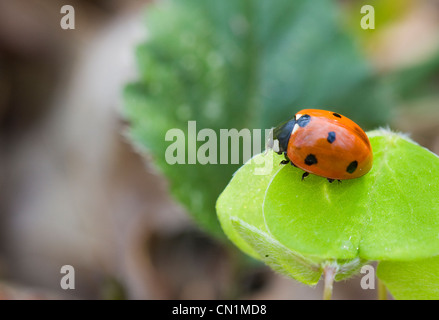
[124,0,395,236]
[388,50,439,101]
[216,129,439,284]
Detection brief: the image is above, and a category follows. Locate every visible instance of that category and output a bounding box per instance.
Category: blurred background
[0,0,438,299]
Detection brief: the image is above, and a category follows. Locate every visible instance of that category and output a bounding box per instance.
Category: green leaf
[264,129,439,261]
[216,152,365,284]
[231,217,323,285]
[216,151,284,259]
[378,256,439,300]
[216,129,439,283]
[124,0,395,236]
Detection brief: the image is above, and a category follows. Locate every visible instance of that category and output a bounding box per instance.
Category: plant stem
[323,265,337,300]
[377,279,388,300]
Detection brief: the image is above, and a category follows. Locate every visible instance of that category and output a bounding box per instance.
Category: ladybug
[268,109,373,183]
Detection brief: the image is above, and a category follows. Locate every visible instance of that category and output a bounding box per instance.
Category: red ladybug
[269,109,373,183]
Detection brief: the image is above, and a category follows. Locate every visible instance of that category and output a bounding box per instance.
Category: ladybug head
[268,118,296,154]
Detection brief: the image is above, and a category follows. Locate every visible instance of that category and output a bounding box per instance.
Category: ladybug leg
[301,172,309,181]
[327,178,335,183]
[337,180,342,183]
[280,152,291,165]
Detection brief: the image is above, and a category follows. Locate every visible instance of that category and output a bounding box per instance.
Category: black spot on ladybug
[327,131,336,144]
[346,160,358,174]
[297,114,311,127]
[305,154,317,166]
[333,113,342,118]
